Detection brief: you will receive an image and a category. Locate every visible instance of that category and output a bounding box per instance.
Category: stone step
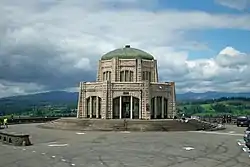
[39,118,216,132]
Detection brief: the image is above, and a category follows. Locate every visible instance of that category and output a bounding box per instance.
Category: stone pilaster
[82,83,87,118]
[139,90,142,119]
[116,58,121,82]
[161,97,164,118]
[119,96,122,119]
[77,82,87,118]
[107,81,112,119]
[101,81,108,119]
[154,60,158,82]
[96,96,99,118]
[90,96,92,118]
[96,60,102,82]
[111,58,116,82]
[130,96,133,119]
[167,98,173,119]
[137,59,142,82]
[141,81,150,119]
[171,82,176,118]
[77,82,82,118]
[154,97,157,119]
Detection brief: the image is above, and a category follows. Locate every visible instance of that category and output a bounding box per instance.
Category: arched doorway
[151,97,168,119]
[133,97,139,119]
[86,97,90,118]
[113,97,120,119]
[86,96,102,118]
[112,96,140,119]
[122,96,130,118]
[98,97,102,118]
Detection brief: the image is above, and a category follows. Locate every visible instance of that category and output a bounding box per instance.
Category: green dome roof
[101,45,154,60]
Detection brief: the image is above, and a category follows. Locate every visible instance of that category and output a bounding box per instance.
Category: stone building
[77,45,176,119]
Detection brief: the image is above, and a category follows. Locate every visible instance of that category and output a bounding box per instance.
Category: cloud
[0,0,250,97]
[173,47,250,93]
[215,0,250,10]
[0,80,45,97]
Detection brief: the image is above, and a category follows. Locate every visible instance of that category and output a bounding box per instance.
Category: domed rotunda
[77,45,176,119]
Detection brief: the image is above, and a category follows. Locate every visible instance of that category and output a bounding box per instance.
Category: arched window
[120,70,134,82]
[103,71,111,81]
[142,71,151,82]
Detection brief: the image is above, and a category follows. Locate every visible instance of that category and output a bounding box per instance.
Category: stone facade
[77,46,176,119]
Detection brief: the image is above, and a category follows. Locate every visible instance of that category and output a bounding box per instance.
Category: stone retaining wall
[7,117,59,125]
[0,131,31,146]
[39,118,222,132]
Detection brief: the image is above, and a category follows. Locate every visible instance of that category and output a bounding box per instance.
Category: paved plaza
[0,124,249,167]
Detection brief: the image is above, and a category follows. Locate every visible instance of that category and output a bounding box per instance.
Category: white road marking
[22,148,26,151]
[41,153,46,155]
[32,151,36,153]
[242,148,248,152]
[190,131,243,136]
[183,147,195,151]
[52,155,56,158]
[76,132,85,135]
[71,164,76,166]
[229,131,235,133]
[48,144,68,147]
[121,131,130,133]
[61,159,66,162]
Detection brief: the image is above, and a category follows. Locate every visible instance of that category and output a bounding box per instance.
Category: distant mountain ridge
[1,91,250,103]
[0,91,77,103]
[176,91,250,101]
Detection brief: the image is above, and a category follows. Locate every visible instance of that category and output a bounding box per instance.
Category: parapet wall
[5,117,59,125]
[39,118,222,132]
[0,131,31,146]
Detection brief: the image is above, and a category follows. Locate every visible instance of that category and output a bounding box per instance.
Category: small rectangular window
[130,71,133,82]
[145,72,148,80]
[108,72,111,81]
[125,70,129,82]
[103,72,105,81]
[142,72,145,80]
[120,71,125,82]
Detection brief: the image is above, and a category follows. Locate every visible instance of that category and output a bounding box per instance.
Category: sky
[0,0,250,97]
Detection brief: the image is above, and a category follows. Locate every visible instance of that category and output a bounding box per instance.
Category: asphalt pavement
[0,123,249,167]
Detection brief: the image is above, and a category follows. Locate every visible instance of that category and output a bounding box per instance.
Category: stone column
[130,96,133,119]
[76,83,82,118]
[139,93,142,119]
[154,97,157,119]
[161,97,164,119]
[90,96,92,118]
[96,96,99,118]
[119,96,122,119]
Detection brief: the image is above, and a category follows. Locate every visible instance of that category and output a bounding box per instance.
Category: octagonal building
[77,45,176,119]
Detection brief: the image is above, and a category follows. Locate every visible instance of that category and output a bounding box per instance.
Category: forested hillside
[0,91,250,117]
[177,97,250,117]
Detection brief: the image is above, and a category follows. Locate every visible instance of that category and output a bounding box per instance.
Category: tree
[212,103,231,113]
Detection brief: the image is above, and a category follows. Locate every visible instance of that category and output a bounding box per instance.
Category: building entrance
[122,96,130,118]
[112,96,140,119]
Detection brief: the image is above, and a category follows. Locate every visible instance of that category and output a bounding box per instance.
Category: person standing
[0,119,2,128]
[3,118,8,128]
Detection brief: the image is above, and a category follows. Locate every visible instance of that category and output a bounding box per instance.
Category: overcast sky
[0,0,250,97]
